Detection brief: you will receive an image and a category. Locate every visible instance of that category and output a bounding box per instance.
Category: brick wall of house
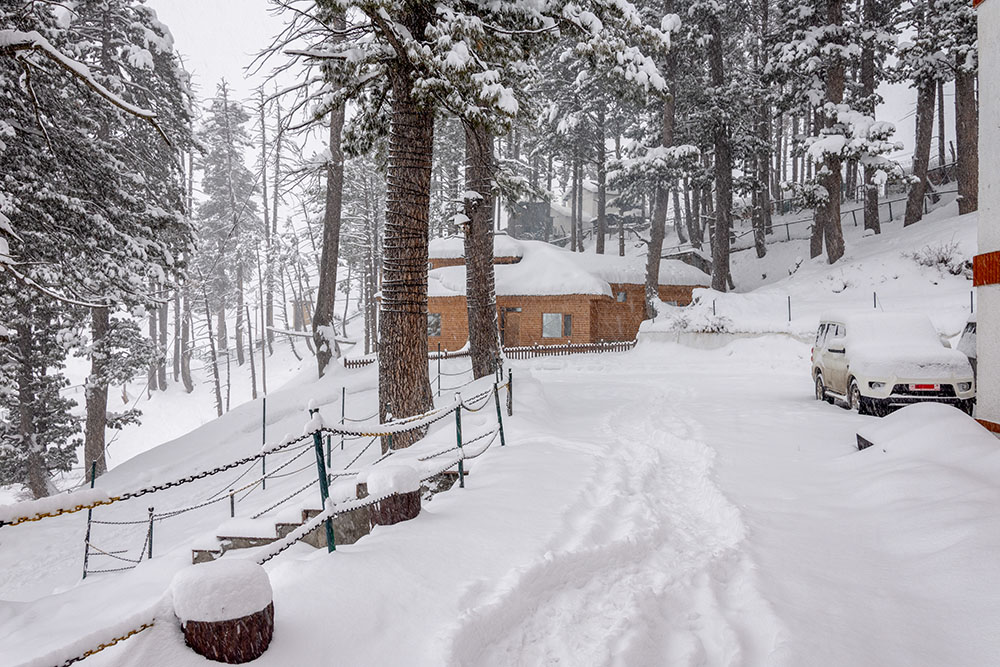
[427,282,702,350]
[497,294,595,347]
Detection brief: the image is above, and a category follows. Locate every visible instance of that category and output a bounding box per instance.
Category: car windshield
[846,314,940,349]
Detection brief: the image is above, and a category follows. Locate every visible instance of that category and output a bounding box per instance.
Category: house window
[616,291,627,302]
[427,313,442,337]
[543,313,572,338]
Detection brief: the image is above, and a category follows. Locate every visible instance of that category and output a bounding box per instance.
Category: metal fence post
[507,369,513,417]
[787,295,792,322]
[340,386,346,452]
[309,408,335,552]
[493,382,506,447]
[82,461,96,579]
[229,489,235,518]
[147,508,154,560]
[455,395,465,489]
[437,343,442,397]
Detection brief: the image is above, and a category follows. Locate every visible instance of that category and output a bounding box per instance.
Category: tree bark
[596,108,607,255]
[861,0,881,234]
[905,81,935,226]
[937,79,947,177]
[147,307,158,394]
[158,299,168,388]
[954,67,978,214]
[235,263,245,366]
[815,0,846,263]
[313,77,346,376]
[84,308,109,480]
[378,43,435,451]
[203,292,224,418]
[570,155,578,251]
[708,13,732,290]
[644,88,675,316]
[181,296,194,393]
[463,122,500,379]
[17,304,47,499]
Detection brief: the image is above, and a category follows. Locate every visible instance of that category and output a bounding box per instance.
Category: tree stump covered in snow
[364,464,422,526]
[171,559,274,664]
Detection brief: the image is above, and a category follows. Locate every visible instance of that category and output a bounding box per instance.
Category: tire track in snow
[444,382,785,666]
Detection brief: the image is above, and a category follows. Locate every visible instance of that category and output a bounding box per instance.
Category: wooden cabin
[427,234,710,351]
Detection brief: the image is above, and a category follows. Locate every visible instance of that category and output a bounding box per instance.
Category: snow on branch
[0,29,171,145]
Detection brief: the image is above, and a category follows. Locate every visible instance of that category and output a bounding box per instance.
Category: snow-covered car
[812,312,975,416]
[957,313,977,381]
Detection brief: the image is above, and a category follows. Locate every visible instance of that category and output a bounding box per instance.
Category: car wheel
[849,379,864,414]
[815,373,827,402]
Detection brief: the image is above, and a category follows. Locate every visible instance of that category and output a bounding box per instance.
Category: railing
[504,339,637,359]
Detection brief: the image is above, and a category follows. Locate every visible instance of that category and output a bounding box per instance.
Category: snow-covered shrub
[907,242,972,279]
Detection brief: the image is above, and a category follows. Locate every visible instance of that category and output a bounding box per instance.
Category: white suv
[812,312,975,416]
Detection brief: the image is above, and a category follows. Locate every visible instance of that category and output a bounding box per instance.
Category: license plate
[910,383,940,391]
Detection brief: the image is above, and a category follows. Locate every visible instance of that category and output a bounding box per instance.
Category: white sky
[146,0,283,103]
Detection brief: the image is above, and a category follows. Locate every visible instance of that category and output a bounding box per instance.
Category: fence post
[852,209,858,227]
[455,394,465,489]
[385,402,393,452]
[437,344,442,397]
[81,461,97,579]
[493,382,506,447]
[340,386,346,452]
[971,289,974,313]
[507,369,513,416]
[229,489,235,518]
[713,299,717,316]
[261,397,267,491]
[785,224,790,242]
[309,408,335,552]
[888,200,894,220]
[787,295,792,323]
[147,507,154,560]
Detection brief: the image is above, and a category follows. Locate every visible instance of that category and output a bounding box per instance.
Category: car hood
[850,344,973,380]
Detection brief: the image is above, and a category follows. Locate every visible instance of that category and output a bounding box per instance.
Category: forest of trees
[0,0,979,496]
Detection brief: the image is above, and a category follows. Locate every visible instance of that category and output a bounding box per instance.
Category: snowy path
[9,336,1000,666]
[445,381,781,666]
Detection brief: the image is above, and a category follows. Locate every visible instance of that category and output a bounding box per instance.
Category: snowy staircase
[192,491,373,564]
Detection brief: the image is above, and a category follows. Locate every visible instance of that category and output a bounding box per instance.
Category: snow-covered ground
[3,336,1000,666]
[3,206,997,665]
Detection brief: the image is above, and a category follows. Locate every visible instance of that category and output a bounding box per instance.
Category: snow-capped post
[229,490,235,518]
[787,296,792,323]
[493,383,506,448]
[81,461,97,580]
[455,393,465,489]
[172,560,274,663]
[308,407,335,552]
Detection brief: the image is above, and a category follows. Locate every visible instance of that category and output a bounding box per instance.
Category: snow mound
[856,402,990,454]
[429,233,524,259]
[171,559,272,623]
[362,464,421,496]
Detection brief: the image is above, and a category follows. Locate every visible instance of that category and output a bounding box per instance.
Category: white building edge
[976,0,1000,431]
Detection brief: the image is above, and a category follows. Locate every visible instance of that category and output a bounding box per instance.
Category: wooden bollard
[172,560,274,664]
[364,465,422,527]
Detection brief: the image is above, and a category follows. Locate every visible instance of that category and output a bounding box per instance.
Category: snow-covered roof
[429,239,709,298]
[428,233,524,260]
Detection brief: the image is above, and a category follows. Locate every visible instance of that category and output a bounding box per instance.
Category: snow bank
[362,464,421,496]
[0,487,110,524]
[856,402,989,453]
[171,559,272,623]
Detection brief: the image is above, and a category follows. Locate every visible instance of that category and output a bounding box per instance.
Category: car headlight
[957,382,972,392]
[868,381,886,389]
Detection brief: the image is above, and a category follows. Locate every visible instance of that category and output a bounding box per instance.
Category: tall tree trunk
[464,122,500,379]
[954,67,978,214]
[147,307,158,394]
[645,55,676,316]
[708,13,732,290]
[17,305,47,499]
[378,47,435,451]
[596,108,607,255]
[905,82,935,226]
[861,0,881,234]
[181,295,194,393]
[576,160,585,252]
[313,82,346,376]
[937,79,947,177]
[673,186,687,244]
[570,155,578,251]
[203,293,223,417]
[172,290,181,381]
[84,307,109,480]
[816,0,846,263]
[158,299,168,388]
[235,264,245,366]
[258,89,275,352]
[756,0,772,247]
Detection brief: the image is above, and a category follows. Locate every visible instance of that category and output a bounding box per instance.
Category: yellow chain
[66,622,154,665]
[7,497,122,526]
